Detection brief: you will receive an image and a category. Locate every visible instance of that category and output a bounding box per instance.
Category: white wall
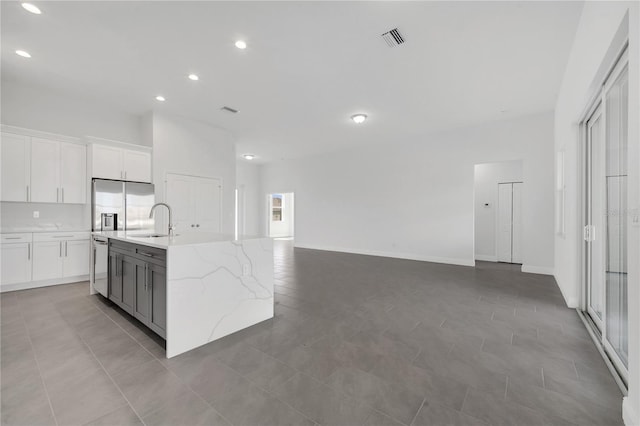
[236,161,262,236]
[474,161,523,262]
[260,111,555,270]
[149,113,236,235]
[1,76,143,145]
[553,2,639,424]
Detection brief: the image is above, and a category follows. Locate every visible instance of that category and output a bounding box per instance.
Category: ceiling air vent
[221,106,239,114]
[381,28,405,47]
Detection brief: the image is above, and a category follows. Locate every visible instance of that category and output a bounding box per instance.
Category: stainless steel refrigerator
[91,179,155,232]
[91,179,155,297]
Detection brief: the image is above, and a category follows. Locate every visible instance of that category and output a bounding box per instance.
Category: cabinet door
[1,132,31,202]
[133,261,150,324]
[31,138,60,203]
[63,240,90,277]
[148,263,166,338]
[195,177,222,232]
[32,241,63,281]
[1,243,32,286]
[123,150,151,183]
[120,255,139,315]
[108,252,123,304]
[60,143,87,204]
[92,144,123,180]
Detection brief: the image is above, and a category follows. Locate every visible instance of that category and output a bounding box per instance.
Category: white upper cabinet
[31,138,61,203]
[92,144,124,180]
[91,143,151,183]
[1,132,31,202]
[123,149,151,182]
[30,137,87,204]
[60,143,87,204]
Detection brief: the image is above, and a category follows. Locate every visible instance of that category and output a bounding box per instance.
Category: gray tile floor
[1,241,623,426]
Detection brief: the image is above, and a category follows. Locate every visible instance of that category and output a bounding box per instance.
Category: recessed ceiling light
[155,95,166,102]
[351,114,367,124]
[15,50,31,58]
[243,154,255,160]
[235,40,247,49]
[188,74,199,81]
[21,2,41,14]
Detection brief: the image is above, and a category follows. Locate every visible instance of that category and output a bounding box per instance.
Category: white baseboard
[624,397,639,426]
[475,255,497,262]
[293,243,475,267]
[1,275,89,293]
[521,265,555,276]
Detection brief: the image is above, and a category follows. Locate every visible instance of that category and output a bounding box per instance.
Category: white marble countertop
[92,230,265,249]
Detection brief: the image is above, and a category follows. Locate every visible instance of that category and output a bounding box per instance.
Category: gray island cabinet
[108,239,166,339]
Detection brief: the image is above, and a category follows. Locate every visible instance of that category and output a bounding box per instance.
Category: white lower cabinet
[63,240,90,277]
[32,241,64,281]
[1,232,90,290]
[0,234,33,287]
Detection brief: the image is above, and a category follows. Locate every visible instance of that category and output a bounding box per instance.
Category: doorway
[474,160,523,264]
[268,192,294,239]
[582,48,629,381]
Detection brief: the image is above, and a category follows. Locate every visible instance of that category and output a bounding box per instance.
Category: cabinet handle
[191,224,194,227]
[65,241,68,257]
[59,241,62,257]
[138,251,154,258]
[26,185,30,202]
[196,224,200,227]
[28,243,31,260]
[144,263,148,290]
[57,188,60,203]
[62,188,64,203]
[4,237,21,240]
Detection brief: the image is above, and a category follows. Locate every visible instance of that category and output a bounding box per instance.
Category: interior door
[511,183,523,264]
[195,177,222,232]
[497,183,513,262]
[166,173,195,232]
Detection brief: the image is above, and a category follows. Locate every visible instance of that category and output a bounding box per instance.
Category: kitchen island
[91,231,274,358]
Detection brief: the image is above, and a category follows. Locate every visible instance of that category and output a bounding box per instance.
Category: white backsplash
[0,202,90,233]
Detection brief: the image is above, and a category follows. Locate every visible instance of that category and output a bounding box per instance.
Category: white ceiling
[1,1,583,163]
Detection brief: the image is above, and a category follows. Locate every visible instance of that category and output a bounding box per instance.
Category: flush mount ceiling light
[243,154,255,160]
[188,74,199,81]
[351,114,367,124]
[15,50,31,58]
[21,2,41,14]
[155,95,166,102]
[235,40,247,49]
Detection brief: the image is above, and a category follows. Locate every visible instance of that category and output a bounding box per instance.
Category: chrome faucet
[149,203,174,237]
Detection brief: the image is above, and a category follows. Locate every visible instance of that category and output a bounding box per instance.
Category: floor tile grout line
[75,325,147,426]
[18,307,59,426]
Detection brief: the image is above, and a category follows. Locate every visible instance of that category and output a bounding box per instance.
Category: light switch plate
[33,211,39,218]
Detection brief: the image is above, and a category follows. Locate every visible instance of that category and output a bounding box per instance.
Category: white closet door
[195,177,222,232]
[511,183,523,264]
[497,183,513,262]
[166,174,195,232]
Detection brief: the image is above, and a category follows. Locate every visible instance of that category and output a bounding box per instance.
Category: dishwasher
[91,236,109,297]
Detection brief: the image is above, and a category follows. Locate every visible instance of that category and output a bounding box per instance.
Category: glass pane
[588,113,604,321]
[605,66,628,367]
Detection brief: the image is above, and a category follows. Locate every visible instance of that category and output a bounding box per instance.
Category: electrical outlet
[33,211,40,218]
[242,264,250,276]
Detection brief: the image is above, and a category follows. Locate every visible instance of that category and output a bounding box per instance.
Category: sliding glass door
[583,49,629,379]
